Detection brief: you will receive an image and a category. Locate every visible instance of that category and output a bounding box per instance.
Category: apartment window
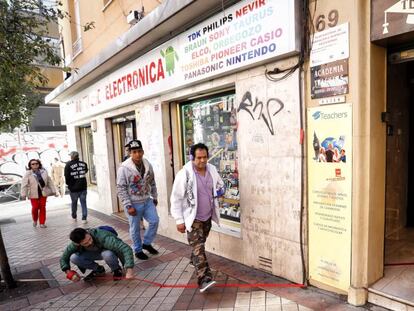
[71,0,82,57]
[180,93,240,234]
[80,126,97,184]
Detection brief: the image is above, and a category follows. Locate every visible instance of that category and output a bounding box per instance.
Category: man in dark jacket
[60,227,135,281]
[65,151,89,223]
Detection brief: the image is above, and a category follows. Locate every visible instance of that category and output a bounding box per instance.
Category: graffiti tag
[237,91,284,135]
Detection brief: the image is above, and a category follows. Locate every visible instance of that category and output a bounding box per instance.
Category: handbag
[41,186,55,197]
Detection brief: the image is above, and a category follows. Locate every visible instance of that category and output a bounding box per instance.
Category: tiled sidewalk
[0,203,386,310]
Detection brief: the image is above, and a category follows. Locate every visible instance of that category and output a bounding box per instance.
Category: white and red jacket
[170,161,224,232]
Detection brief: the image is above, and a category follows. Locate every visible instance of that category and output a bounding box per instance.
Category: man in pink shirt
[170,143,225,293]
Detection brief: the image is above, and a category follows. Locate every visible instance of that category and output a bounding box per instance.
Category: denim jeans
[125,198,159,253]
[70,250,120,272]
[69,190,87,220]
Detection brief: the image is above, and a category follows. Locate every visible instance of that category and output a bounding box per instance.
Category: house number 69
[315,10,339,32]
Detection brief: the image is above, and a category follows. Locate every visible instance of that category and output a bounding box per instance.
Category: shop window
[180,93,240,234]
[80,126,97,184]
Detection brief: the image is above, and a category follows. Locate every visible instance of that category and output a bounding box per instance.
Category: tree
[0,0,93,287]
[0,227,16,288]
[0,0,94,131]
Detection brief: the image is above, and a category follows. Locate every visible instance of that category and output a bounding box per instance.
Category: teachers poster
[307,104,352,292]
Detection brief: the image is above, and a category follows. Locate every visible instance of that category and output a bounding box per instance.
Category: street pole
[0,227,16,288]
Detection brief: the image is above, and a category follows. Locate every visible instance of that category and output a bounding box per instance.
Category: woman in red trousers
[21,159,56,228]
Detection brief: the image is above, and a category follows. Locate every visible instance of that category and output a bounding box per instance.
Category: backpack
[97,225,118,236]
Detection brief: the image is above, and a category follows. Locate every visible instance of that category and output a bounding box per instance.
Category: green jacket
[60,228,134,271]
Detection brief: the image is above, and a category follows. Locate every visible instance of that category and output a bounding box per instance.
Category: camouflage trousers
[187,218,212,285]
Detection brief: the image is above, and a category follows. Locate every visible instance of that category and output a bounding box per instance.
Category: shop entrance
[179,93,241,236]
[111,115,136,215]
[370,58,414,305]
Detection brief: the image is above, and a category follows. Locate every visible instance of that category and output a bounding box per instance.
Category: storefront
[47,0,414,308]
[48,0,307,285]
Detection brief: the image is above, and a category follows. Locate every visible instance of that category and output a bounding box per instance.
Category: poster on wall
[181,94,240,235]
[307,104,352,292]
[310,23,349,67]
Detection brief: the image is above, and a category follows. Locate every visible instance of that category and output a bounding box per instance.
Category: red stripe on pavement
[384,262,414,266]
[94,275,306,288]
[8,276,306,289]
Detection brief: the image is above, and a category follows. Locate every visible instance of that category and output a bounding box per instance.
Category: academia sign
[60,0,300,124]
[311,59,349,99]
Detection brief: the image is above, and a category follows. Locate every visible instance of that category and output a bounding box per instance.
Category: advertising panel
[307,104,352,291]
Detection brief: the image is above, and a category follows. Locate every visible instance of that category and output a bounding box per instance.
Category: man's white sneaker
[199,280,216,293]
[82,220,88,224]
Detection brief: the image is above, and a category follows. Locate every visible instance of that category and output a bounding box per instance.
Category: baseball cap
[126,139,143,150]
[68,151,79,158]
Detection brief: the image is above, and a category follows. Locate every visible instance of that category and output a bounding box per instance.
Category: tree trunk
[0,228,16,288]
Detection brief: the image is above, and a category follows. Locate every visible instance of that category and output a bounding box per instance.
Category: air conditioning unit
[127,10,143,25]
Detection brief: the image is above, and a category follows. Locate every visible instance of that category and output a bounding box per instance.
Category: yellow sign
[307,104,352,291]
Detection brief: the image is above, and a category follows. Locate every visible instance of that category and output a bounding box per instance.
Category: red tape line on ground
[4,275,306,289]
[384,262,414,266]
[93,275,306,288]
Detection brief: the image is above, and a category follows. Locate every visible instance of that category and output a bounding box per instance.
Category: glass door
[111,116,136,213]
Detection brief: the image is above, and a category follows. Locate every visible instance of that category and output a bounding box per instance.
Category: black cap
[126,139,143,150]
[69,151,79,158]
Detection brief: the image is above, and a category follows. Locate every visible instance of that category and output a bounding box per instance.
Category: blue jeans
[70,190,87,220]
[125,198,159,253]
[70,250,120,272]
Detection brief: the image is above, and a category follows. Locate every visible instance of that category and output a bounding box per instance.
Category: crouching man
[60,227,135,281]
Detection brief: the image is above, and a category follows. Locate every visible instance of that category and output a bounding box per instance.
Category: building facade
[46,0,414,309]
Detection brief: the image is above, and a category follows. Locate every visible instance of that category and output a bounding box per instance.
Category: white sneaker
[82,219,88,224]
[40,224,47,228]
[199,280,216,293]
